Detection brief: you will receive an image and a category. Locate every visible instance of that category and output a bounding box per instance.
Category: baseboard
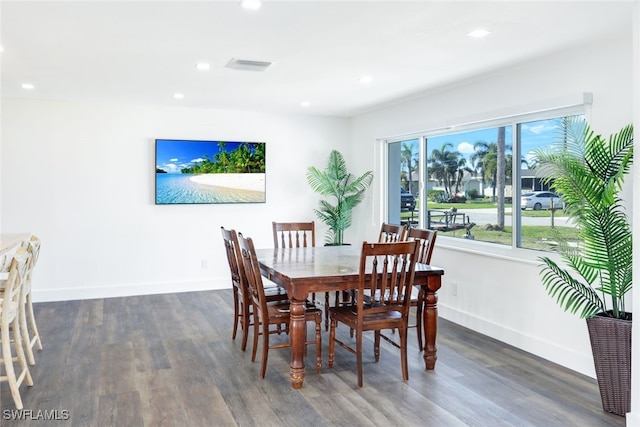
[439,303,596,379]
[31,278,230,303]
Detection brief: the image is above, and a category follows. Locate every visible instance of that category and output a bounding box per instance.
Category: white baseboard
[438,303,596,379]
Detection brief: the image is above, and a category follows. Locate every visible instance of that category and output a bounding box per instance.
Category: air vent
[225,58,272,72]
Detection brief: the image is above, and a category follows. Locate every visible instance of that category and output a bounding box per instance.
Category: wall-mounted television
[155,139,266,205]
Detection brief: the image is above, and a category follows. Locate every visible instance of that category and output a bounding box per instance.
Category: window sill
[435,235,561,265]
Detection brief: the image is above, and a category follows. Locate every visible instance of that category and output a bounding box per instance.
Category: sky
[416,116,572,168]
[155,139,260,173]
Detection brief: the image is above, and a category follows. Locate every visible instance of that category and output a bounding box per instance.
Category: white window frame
[380,97,591,262]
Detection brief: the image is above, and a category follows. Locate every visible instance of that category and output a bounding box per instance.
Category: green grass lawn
[440,225,579,250]
[400,199,576,250]
[409,200,566,217]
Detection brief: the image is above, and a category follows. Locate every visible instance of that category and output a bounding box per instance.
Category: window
[387,139,419,227]
[385,109,585,253]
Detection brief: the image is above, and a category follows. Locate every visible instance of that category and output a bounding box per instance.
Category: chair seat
[268,301,322,317]
[329,305,404,331]
[262,278,282,289]
[264,285,288,302]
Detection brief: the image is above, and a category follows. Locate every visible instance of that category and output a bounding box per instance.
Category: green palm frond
[326,150,348,181]
[307,150,373,245]
[538,256,605,318]
[532,118,633,319]
[306,166,338,197]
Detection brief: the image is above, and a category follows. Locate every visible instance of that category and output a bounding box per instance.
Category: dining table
[256,244,445,389]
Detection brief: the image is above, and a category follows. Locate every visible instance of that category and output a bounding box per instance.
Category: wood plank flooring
[0,290,626,426]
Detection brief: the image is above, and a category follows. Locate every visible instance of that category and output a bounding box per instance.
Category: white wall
[629,2,640,425]
[1,98,350,301]
[348,32,633,378]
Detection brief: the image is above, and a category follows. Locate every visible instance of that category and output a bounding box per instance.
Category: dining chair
[405,227,437,351]
[337,222,408,326]
[328,240,419,387]
[272,221,315,249]
[0,247,34,409]
[378,222,407,242]
[221,226,287,352]
[19,235,42,365]
[272,221,332,330]
[237,233,322,378]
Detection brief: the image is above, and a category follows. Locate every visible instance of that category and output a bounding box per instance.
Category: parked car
[521,191,563,210]
[401,188,416,211]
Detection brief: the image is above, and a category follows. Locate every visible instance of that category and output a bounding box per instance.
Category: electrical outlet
[450,281,458,296]
[201,259,208,270]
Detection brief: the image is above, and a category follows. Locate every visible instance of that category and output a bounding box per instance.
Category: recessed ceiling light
[359,75,373,84]
[0,46,4,53]
[21,83,34,90]
[173,93,184,99]
[196,63,210,71]
[241,1,261,10]
[467,29,491,38]
[300,101,310,107]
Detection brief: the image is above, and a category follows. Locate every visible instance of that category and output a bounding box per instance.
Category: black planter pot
[586,312,632,416]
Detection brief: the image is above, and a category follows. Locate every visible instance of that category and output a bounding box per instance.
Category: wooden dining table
[256,244,445,389]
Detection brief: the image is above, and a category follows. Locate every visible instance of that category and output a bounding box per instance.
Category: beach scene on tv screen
[155,139,266,204]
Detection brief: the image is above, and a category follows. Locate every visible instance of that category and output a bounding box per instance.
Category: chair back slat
[221,227,241,288]
[237,233,268,316]
[20,235,41,294]
[272,221,315,248]
[406,227,437,264]
[378,223,406,243]
[358,241,418,318]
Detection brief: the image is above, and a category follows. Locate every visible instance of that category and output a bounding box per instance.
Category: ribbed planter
[586,313,632,417]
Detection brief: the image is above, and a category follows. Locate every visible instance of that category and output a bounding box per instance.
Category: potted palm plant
[306,150,373,245]
[531,118,633,416]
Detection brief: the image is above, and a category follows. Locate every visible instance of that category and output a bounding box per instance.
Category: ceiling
[0,1,634,117]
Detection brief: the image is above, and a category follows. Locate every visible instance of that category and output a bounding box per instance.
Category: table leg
[422,276,441,370]
[289,297,306,388]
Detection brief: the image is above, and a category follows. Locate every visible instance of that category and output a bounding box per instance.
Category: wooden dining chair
[405,227,437,351]
[272,221,315,249]
[221,226,287,352]
[378,222,407,242]
[328,240,419,387]
[337,222,408,324]
[272,221,333,330]
[19,235,42,365]
[0,247,34,409]
[237,233,322,378]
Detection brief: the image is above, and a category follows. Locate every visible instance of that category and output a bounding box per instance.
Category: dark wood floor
[0,289,625,427]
